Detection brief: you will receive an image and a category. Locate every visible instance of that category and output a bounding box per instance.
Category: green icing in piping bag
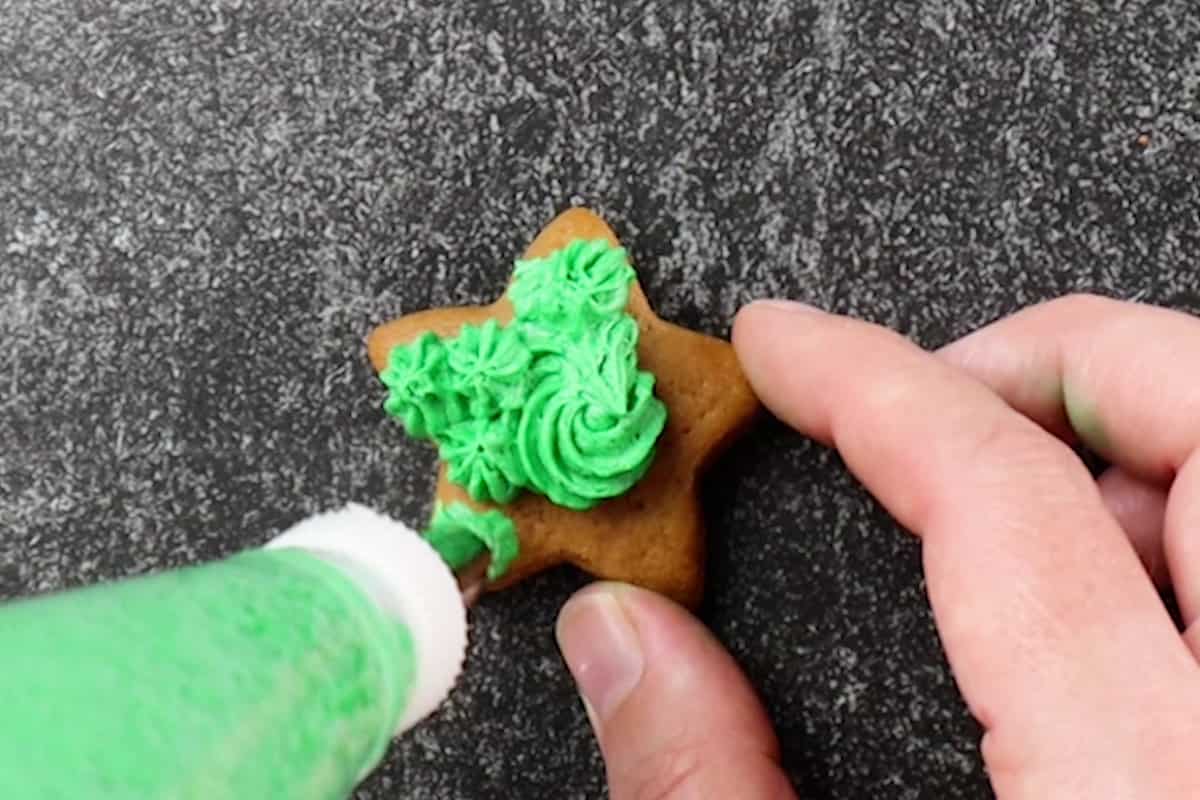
[0,505,468,800]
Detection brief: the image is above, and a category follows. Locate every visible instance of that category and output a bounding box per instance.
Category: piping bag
[0,504,469,799]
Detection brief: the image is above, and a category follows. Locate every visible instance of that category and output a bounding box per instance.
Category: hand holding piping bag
[0,504,480,800]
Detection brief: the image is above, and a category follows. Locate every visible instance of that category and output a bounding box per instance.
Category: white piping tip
[266,503,467,735]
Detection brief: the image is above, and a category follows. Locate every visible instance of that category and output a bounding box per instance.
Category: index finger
[732,301,1196,777]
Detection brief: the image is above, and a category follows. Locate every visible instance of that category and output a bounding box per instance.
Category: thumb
[555,584,796,800]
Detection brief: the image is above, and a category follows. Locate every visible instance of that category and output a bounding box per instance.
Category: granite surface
[3,1,1199,797]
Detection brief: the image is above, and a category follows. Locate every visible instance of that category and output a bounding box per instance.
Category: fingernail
[752,299,824,314]
[556,586,644,727]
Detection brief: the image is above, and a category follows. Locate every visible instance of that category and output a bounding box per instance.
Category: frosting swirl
[380,332,467,439]
[438,413,526,504]
[516,316,667,510]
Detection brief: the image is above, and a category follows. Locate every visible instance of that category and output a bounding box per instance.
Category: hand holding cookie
[556,296,1200,799]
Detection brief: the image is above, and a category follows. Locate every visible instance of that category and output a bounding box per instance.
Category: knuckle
[964,415,1088,496]
[1045,292,1116,318]
[850,362,930,424]
[921,412,1095,537]
[829,363,931,476]
[967,412,1053,463]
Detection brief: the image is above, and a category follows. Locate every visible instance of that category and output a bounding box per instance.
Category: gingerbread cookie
[367,208,757,608]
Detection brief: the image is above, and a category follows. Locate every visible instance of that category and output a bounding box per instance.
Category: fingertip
[733,299,823,354]
[742,298,825,316]
[556,583,646,723]
[734,300,819,429]
[556,583,794,799]
[731,300,767,354]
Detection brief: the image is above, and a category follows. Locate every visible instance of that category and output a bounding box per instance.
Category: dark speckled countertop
[3,2,1199,797]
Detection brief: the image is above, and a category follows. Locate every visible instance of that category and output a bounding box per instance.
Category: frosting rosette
[516,316,667,510]
[446,319,531,417]
[380,332,468,439]
[439,412,526,504]
[510,239,634,324]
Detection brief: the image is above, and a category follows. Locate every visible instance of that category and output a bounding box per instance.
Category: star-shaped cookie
[367,208,757,608]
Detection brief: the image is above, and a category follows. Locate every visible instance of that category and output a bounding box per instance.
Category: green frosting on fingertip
[423,503,519,581]
[1063,381,1109,454]
[381,238,668,511]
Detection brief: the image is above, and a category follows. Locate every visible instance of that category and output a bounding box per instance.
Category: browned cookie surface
[368,208,757,608]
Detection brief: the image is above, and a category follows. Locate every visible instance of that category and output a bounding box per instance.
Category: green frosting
[446,319,530,417]
[423,503,519,581]
[381,238,668,513]
[510,238,635,324]
[380,333,467,439]
[518,315,667,509]
[439,413,526,504]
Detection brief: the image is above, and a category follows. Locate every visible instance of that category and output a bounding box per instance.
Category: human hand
[554,295,1200,798]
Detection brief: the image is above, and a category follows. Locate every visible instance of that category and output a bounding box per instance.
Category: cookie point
[366,317,417,372]
[525,206,621,260]
[551,206,607,228]
[365,323,394,372]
